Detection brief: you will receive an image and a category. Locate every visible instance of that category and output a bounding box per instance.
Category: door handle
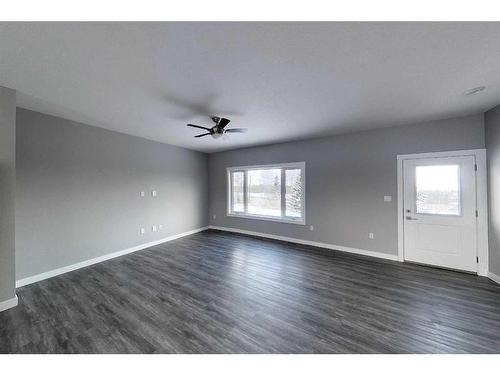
[406,216,418,220]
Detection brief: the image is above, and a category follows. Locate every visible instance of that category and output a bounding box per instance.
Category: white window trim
[227,162,306,225]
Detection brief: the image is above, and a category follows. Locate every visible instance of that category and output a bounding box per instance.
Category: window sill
[227,212,306,225]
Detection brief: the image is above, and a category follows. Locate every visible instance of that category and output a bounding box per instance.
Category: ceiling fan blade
[217,117,231,129]
[187,124,211,131]
[225,128,248,133]
[195,133,211,138]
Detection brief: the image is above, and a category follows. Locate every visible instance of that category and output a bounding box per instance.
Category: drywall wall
[485,104,500,276]
[209,114,485,256]
[0,87,16,304]
[16,108,209,280]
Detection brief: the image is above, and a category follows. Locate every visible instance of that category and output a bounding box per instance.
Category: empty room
[2,11,500,365]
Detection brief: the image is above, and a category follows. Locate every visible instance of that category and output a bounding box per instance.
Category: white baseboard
[208,225,400,262]
[16,226,209,288]
[0,295,18,312]
[488,272,500,285]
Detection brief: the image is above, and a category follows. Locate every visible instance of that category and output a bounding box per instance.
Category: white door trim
[397,149,488,276]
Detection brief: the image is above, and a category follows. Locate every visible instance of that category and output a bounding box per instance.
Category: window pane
[231,171,244,212]
[416,165,460,215]
[285,169,302,218]
[247,169,281,217]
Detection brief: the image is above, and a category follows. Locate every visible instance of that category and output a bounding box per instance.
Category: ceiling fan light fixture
[187,116,247,140]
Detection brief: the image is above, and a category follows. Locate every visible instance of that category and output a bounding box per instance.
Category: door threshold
[403,260,477,275]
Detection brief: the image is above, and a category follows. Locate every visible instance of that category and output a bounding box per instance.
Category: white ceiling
[1,22,500,153]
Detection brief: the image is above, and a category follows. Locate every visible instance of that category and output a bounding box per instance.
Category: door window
[415,164,461,216]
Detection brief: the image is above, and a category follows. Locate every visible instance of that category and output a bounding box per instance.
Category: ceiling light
[211,133,223,139]
[463,86,486,96]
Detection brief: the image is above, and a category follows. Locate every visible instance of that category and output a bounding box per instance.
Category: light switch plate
[151,190,157,197]
[384,195,392,202]
[140,228,145,235]
[152,225,157,232]
[140,191,145,197]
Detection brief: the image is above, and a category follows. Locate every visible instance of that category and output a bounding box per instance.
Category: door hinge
[476,210,478,217]
[474,164,478,171]
[477,256,479,264]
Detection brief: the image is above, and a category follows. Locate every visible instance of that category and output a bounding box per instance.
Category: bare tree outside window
[286,169,302,218]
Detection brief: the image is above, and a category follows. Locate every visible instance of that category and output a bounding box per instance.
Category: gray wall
[209,114,485,256]
[485,104,500,276]
[16,109,209,280]
[0,87,16,302]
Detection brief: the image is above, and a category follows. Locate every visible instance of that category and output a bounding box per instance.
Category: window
[227,162,305,224]
[231,171,245,212]
[248,168,282,217]
[285,169,302,218]
[415,164,461,216]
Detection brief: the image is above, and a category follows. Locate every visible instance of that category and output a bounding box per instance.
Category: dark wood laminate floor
[1,229,500,353]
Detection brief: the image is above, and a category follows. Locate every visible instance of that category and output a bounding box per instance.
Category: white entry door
[403,155,477,272]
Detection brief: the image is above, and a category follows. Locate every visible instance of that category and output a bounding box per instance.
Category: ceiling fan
[187,116,247,139]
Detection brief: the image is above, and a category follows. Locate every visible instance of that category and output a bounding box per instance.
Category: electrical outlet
[151,190,157,197]
[369,232,374,239]
[213,214,217,219]
[152,225,158,232]
[159,224,163,231]
[309,225,314,231]
[140,191,145,197]
[140,227,145,235]
[384,195,392,202]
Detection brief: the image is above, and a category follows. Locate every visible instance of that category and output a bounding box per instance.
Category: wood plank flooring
[1,229,500,353]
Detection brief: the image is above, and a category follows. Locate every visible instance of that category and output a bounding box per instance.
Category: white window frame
[227,162,306,225]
